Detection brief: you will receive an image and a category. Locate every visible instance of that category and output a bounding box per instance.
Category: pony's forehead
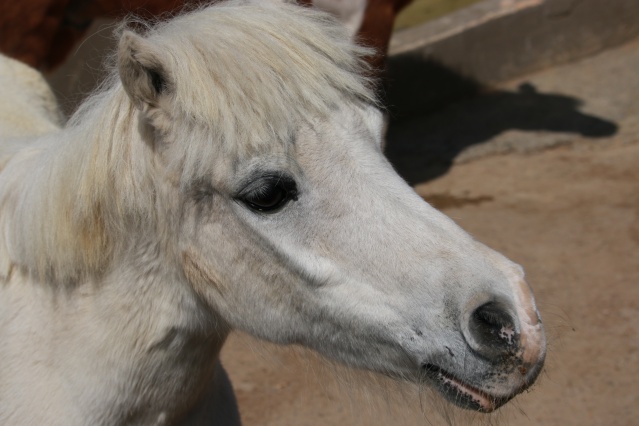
[169,103,371,192]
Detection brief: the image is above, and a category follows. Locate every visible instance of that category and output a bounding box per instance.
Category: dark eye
[239,175,298,213]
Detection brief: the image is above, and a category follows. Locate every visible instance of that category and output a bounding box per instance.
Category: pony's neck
[0,84,159,282]
[3,246,231,423]
[90,253,231,423]
[0,82,238,422]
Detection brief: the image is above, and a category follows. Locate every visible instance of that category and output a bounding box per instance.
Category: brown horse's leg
[357,0,412,73]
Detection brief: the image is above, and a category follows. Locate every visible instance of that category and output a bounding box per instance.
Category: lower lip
[423,364,503,412]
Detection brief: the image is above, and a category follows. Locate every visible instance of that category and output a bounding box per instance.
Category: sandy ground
[219,38,639,425]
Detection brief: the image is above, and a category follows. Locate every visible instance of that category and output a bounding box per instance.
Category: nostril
[469,302,518,353]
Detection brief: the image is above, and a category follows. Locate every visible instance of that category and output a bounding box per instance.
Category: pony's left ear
[117,31,171,109]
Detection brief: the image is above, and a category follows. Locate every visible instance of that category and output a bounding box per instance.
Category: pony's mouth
[422,364,506,412]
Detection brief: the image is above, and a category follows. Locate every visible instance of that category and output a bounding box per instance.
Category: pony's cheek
[181,248,227,300]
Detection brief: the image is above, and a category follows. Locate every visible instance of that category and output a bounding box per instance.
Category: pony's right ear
[117,31,170,109]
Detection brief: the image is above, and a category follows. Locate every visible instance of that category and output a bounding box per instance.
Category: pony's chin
[422,364,506,413]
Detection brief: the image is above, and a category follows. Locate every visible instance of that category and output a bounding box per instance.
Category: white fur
[0,1,545,424]
[0,55,62,140]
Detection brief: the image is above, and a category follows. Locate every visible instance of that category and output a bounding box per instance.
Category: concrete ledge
[386,0,639,119]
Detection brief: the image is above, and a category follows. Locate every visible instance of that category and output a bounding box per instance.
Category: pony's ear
[117,31,170,109]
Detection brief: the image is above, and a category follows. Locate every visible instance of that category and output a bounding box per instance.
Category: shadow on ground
[384,59,619,184]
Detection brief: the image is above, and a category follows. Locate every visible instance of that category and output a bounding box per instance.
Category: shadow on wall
[384,59,619,185]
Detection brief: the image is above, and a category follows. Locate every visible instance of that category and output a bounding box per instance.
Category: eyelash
[238,175,298,213]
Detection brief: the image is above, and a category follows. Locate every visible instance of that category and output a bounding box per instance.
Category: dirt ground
[219,39,639,425]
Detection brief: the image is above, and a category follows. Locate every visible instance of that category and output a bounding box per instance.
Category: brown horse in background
[0,0,412,73]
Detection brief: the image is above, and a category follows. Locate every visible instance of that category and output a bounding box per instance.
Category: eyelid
[234,171,300,218]
[236,173,296,198]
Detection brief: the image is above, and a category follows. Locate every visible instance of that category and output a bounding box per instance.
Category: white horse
[0,1,545,424]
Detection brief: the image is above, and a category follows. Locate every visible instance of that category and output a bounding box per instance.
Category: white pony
[0,1,545,424]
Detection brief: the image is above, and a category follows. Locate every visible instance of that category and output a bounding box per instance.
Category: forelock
[130,0,378,153]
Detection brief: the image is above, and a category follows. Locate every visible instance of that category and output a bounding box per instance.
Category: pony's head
[113,0,543,412]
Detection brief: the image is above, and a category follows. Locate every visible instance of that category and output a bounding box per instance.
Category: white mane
[0,1,376,284]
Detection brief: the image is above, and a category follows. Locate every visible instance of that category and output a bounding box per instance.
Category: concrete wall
[387,0,639,118]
